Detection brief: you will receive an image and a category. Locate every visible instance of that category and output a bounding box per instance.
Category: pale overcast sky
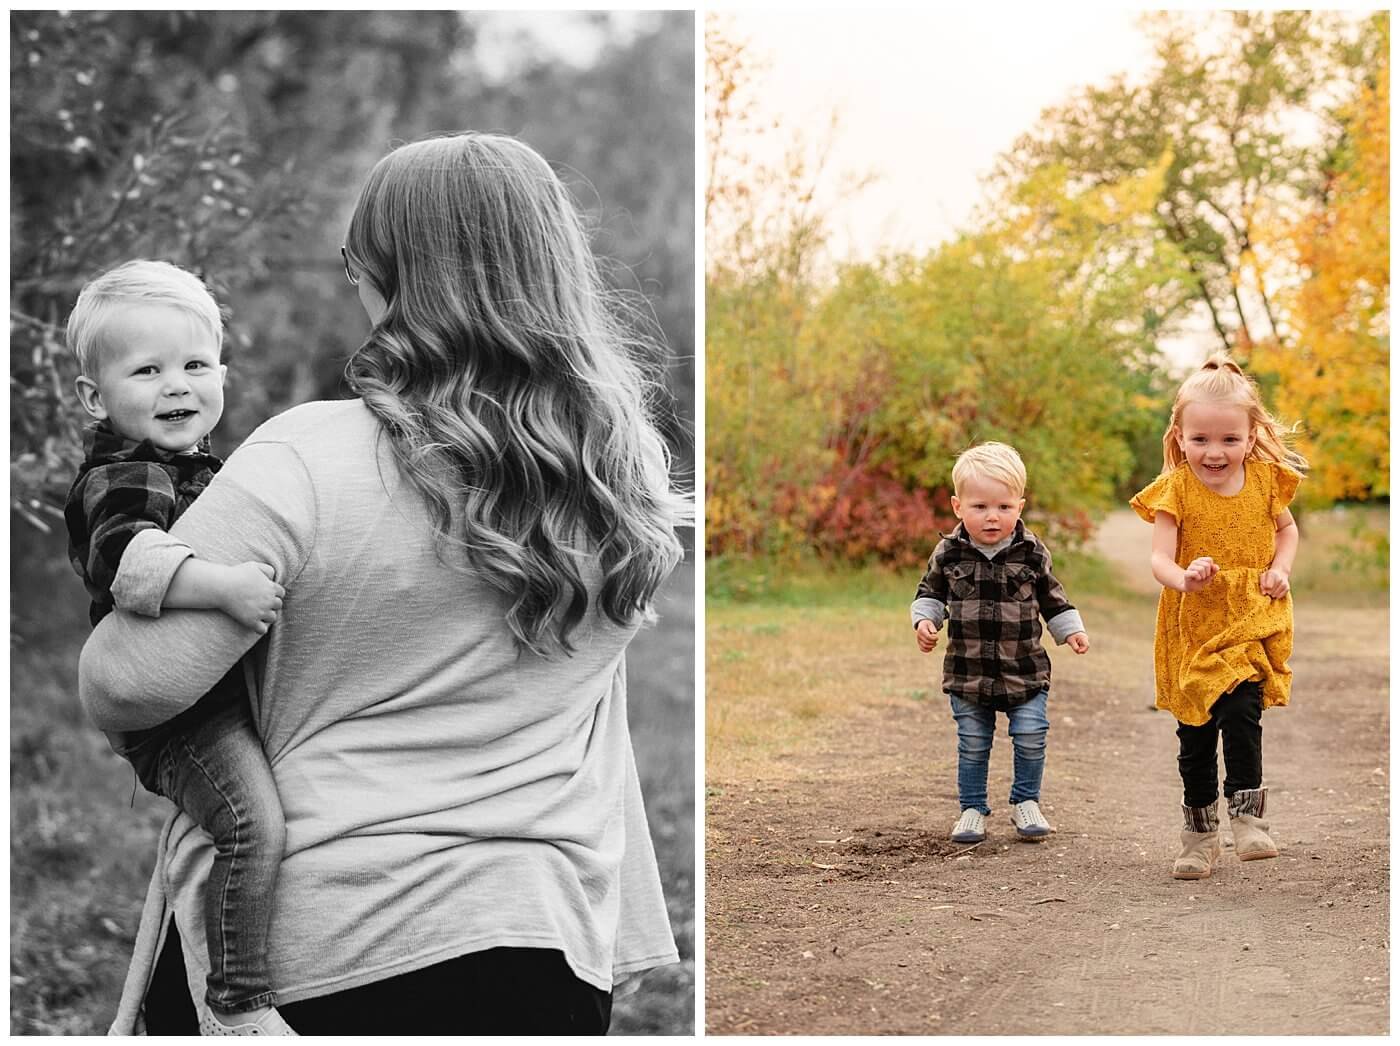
[728,8,1158,261]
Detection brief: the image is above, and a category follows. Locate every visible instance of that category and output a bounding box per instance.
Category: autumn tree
[704,15,1187,563]
[705,15,884,556]
[1253,13,1389,504]
[1000,11,1372,353]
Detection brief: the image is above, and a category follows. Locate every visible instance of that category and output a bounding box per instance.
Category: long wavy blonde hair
[343,133,688,655]
[1161,353,1308,475]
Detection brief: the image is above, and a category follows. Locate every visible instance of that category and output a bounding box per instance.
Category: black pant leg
[1176,715,1221,809]
[144,919,199,1035]
[1216,680,1264,797]
[143,922,611,1034]
[277,946,612,1035]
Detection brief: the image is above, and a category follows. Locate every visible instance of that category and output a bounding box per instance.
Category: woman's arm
[79,439,314,733]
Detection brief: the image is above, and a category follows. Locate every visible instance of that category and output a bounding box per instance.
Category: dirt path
[705,513,1389,1035]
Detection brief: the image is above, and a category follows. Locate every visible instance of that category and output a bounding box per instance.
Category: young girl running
[1130,354,1306,881]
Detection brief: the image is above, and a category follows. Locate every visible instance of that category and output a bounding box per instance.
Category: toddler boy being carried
[64,260,295,1035]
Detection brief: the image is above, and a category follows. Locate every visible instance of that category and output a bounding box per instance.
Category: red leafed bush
[792,453,1097,567]
[801,455,957,567]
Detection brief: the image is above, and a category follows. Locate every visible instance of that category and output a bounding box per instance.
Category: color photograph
[11,10,695,1035]
[705,10,1388,1035]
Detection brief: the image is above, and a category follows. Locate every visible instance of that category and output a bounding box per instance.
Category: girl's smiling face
[1175,399,1255,492]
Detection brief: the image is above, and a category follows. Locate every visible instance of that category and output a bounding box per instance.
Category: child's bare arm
[163,559,285,633]
[1260,509,1299,598]
[1150,512,1216,592]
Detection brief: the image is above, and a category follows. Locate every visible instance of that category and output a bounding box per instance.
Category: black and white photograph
[11,10,695,1035]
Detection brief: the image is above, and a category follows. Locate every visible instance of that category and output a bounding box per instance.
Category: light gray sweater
[79,399,677,1029]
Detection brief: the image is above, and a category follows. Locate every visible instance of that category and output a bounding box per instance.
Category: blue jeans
[948,690,1050,815]
[155,696,285,1015]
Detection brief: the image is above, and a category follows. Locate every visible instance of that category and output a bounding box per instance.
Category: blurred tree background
[11,10,694,1035]
[13,9,694,527]
[706,11,1388,570]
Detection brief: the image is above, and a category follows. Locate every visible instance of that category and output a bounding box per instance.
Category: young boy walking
[911,442,1090,843]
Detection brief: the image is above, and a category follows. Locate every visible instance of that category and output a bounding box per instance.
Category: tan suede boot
[1172,803,1220,880]
[1228,787,1278,861]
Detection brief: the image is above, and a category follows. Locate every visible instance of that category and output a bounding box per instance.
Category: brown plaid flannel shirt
[912,520,1077,709]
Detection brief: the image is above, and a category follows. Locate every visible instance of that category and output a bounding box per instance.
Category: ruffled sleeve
[1268,462,1303,520]
[1130,467,1184,524]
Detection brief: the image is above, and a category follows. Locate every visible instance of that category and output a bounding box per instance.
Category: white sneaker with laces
[1010,799,1053,840]
[950,808,987,843]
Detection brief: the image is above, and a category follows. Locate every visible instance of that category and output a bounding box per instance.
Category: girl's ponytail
[1199,352,1244,378]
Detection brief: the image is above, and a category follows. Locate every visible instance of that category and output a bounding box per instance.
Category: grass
[9,524,694,1035]
[1289,504,1388,605]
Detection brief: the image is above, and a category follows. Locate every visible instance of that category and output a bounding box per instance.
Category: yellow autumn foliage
[1253,15,1389,503]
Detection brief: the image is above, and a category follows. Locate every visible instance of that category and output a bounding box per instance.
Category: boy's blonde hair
[1163,353,1308,474]
[66,260,223,376]
[952,441,1027,498]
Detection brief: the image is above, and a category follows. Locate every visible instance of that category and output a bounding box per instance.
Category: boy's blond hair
[952,441,1026,498]
[66,259,223,376]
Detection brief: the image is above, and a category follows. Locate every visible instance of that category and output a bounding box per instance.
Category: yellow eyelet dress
[1130,459,1302,726]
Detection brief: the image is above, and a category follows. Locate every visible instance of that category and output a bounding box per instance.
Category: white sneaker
[1010,799,1053,840]
[199,1005,298,1036]
[950,808,987,843]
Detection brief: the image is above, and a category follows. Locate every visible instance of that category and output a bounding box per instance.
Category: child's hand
[915,619,939,653]
[223,562,285,634]
[1259,568,1290,599]
[1181,557,1218,592]
[1066,632,1090,654]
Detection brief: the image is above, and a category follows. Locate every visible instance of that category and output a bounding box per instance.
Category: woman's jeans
[155,696,285,1015]
[949,690,1050,815]
[145,921,613,1034]
[1175,679,1264,809]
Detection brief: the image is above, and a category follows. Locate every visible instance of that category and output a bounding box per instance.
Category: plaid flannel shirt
[911,520,1078,709]
[64,422,222,626]
[63,422,240,782]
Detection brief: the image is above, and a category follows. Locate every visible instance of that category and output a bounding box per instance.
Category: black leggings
[1175,680,1264,809]
[144,919,612,1035]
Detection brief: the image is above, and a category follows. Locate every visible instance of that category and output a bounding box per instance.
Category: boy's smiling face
[75,304,226,453]
[951,475,1025,547]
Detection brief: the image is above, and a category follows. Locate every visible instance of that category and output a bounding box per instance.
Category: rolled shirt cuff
[110,528,196,617]
[1046,608,1086,645]
[910,597,946,630]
